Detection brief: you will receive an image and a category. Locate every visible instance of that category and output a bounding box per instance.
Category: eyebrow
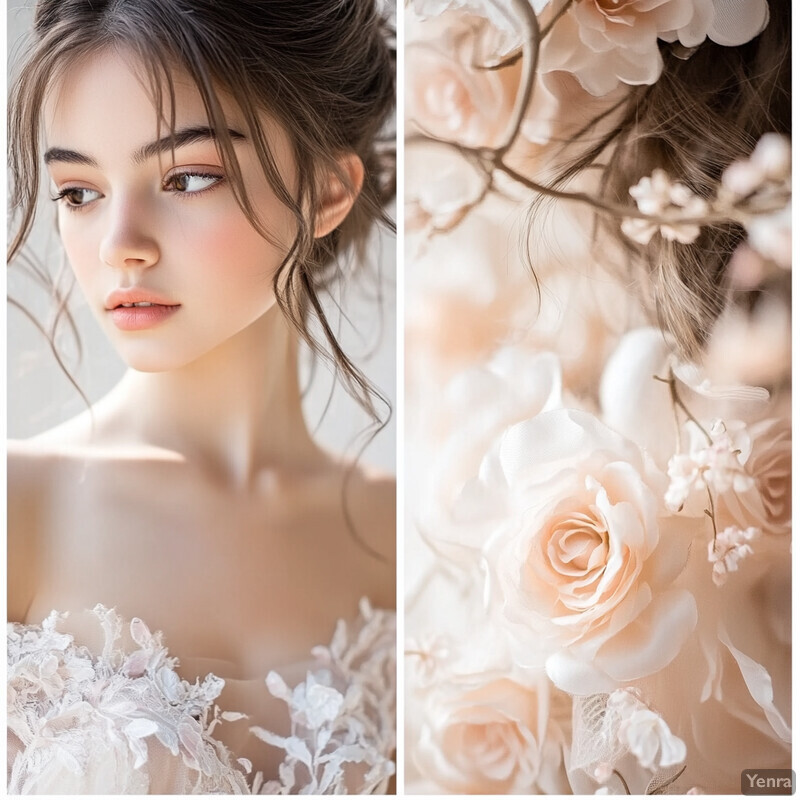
[43,126,246,167]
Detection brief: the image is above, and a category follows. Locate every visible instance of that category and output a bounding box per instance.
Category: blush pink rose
[406,23,521,149]
[716,416,791,537]
[459,408,696,694]
[540,0,769,96]
[416,674,570,794]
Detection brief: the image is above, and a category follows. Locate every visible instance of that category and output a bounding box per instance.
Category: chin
[113,343,199,374]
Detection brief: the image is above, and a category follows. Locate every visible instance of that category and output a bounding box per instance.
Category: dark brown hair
[542,0,791,358]
[8,0,396,422]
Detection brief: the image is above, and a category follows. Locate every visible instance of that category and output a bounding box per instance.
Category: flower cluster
[665,419,754,512]
[621,170,709,245]
[708,525,760,586]
[620,134,791,254]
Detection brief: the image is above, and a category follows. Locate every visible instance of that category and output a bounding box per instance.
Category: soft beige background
[6,1,397,474]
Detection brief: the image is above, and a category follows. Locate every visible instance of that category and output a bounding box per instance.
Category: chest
[25,459,363,678]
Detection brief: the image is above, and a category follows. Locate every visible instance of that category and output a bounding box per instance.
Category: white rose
[419,347,562,565]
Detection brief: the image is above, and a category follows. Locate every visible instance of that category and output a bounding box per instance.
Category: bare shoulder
[316,460,396,612]
[346,464,396,559]
[7,440,60,622]
[7,437,62,502]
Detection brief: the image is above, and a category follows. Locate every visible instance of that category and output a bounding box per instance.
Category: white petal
[719,625,791,742]
[709,0,769,45]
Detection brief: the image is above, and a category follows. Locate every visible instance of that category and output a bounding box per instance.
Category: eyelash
[51,170,226,213]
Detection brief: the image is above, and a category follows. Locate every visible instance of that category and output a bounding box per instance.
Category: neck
[97,305,321,485]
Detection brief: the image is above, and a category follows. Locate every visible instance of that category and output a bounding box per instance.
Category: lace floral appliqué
[7,601,395,795]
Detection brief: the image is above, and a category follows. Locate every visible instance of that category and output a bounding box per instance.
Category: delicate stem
[648,764,688,795]
[406,135,786,231]
[493,0,541,159]
[540,0,574,39]
[496,161,738,225]
[665,367,712,445]
[613,769,632,796]
[705,484,718,545]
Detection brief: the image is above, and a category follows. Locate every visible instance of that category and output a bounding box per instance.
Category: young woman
[7,0,396,793]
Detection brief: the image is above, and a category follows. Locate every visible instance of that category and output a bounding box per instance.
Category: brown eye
[53,187,101,208]
[164,172,222,194]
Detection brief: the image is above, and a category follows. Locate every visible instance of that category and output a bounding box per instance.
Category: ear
[314,153,364,239]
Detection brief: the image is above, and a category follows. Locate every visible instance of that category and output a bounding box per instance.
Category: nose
[98,199,160,270]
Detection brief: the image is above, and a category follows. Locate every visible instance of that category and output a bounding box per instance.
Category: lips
[105,288,180,311]
[105,288,181,331]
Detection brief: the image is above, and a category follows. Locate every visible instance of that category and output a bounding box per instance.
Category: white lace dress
[7,600,396,794]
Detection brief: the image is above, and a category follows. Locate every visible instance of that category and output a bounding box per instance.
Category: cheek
[180,204,290,312]
[58,215,101,284]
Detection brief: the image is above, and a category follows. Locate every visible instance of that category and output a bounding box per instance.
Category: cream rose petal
[594,589,697,683]
[718,626,791,743]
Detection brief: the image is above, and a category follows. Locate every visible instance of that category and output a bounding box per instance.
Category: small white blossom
[701,420,754,495]
[607,687,646,717]
[607,689,686,772]
[622,169,709,245]
[708,526,760,586]
[620,709,687,770]
[665,452,702,512]
[665,420,754,512]
[722,133,791,199]
[720,134,791,270]
[748,202,791,270]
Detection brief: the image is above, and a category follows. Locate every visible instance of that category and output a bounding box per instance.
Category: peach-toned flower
[716,416,791,537]
[411,0,544,46]
[416,673,570,793]
[406,19,521,149]
[460,408,696,694]
[540,0,769,97]
[404,192,541,407]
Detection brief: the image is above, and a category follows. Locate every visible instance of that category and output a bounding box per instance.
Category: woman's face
[43,49,298,372]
